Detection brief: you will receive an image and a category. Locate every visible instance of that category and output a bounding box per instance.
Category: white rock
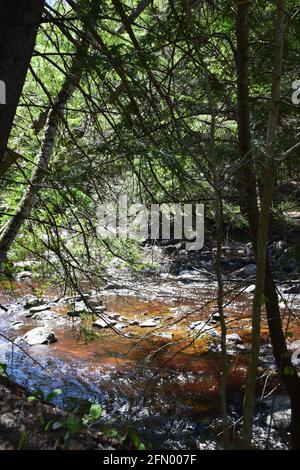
[226,333,242,345]
[245,284,256,294]
[17,271,33,280]
[155,332,173,339]
[94,305,107,313]
[266,409,291,429]
[115,323,127,330]
[93,318,117,328]
[29,305,50,313]
[190,321,220,337]
[139,319,159,327]
[22,327,57,346]
[23,295,43,309]
[290,340,300,351]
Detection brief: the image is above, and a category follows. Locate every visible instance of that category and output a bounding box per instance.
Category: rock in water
[93,317,117,328]
[284,285,300,295]
[22,327,57,346]
[23,295,43,309]
[211,312,227,321]
[139,319,159,327]
[29,305,50,313]
[232,264,256,278]
[189,321,220,338]
[266,409,291,430]
[226,333,242,345]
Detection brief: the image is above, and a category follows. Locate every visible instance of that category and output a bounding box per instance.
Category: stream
[0,269,299,449]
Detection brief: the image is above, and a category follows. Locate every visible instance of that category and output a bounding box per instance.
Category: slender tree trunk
[184,0,229,448]
[264,267,300,449]
[242,170,276,447]
[235,0,300,449]
[0,39,87,266]
[0,0,45,164]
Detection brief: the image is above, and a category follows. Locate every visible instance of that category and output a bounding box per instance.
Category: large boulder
[22,327,57,346]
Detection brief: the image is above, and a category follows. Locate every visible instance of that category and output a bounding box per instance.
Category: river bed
[0,271,299,449]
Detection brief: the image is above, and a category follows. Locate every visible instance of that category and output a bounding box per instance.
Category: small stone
[104,282,124,290]
[115,323,127,330]
[155,332,173,339]
[94,305,107,313]
[106,312,122,319]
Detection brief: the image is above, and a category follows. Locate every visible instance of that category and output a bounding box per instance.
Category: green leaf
[17,430,26,450]
[130,431,141,449]
[89,403,102,420]
[39,415,46,426]
[66,415,81,434]
[46,388,63,402]
[33,388,45,400]
[45,420,53,432]
[0,363,7,376]
[284,366,295,376]
[27,396,37,402]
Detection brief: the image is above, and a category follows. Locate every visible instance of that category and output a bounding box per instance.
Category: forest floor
[0,375,120,450]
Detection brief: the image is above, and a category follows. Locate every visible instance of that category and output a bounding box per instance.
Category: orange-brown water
[1,278,299,448]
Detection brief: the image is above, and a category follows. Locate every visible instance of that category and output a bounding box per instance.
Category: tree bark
[235,0,300,449]
[0,0,45,164]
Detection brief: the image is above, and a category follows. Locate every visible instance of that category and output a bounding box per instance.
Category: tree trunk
[0,40,86,266]
[0,0,45,164]
[235,0,300,449]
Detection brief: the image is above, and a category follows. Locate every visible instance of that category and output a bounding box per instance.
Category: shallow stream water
[0,273,299,449]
